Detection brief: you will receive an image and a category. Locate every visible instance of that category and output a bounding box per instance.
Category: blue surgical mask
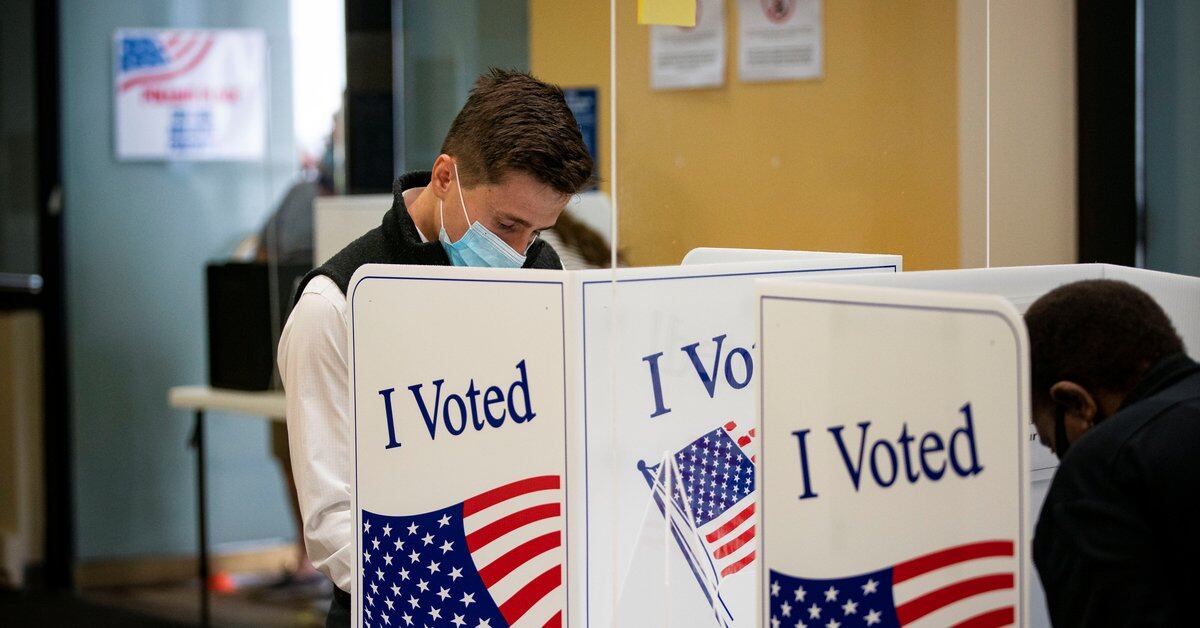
[438,163,528,268]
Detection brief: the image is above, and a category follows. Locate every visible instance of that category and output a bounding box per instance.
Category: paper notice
[651,0,725,90]
[737,0,822,82]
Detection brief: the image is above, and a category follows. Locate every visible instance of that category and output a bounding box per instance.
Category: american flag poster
[758,282,1029,627]
[350,271,570,628]
[113,29,265,160]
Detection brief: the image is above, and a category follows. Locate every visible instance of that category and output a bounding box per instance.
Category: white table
[168,385,286,627]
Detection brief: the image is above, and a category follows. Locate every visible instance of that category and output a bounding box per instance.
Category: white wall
[959,0,1077,268]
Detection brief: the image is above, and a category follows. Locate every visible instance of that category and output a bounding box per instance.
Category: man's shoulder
[1069,371,1200,473]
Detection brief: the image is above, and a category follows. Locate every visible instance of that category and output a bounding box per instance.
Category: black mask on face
[1053,405,1071,460]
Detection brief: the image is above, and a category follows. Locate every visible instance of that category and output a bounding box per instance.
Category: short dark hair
[441,68,594,195]
[1025,279,1184,399]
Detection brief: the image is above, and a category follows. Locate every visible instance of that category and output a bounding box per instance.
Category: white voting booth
[347,252,900,628]
[757,264,1200,628]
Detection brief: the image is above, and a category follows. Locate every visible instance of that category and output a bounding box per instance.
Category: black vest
[295,171,563,303]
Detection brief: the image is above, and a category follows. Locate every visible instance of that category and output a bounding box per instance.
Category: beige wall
[959,0,1077,268]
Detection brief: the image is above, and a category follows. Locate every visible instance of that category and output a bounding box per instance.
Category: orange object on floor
[208,571,238,594]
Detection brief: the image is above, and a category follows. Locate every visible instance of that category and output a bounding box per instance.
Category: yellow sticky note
[638,0,697,27]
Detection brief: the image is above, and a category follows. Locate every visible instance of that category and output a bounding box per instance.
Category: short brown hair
[441,68,594,195]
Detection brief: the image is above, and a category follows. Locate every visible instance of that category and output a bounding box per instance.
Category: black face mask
[1053,405,1071,460]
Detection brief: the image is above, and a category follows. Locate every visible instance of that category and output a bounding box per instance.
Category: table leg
[189,409,211,627]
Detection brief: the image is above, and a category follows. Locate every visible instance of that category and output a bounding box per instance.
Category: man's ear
[429,154,455,197]
[1048,381,1099,438]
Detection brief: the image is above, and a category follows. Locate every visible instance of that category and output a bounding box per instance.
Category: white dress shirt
[278,273,355,591]
[279,191,429,592]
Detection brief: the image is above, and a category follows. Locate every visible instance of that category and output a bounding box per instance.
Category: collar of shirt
[1119,352,1200,410]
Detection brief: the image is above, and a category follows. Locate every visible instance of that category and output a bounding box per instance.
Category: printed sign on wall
[114,29,266,160]
[651,0,727,90]
[757,281,1030,628]
[738,0,822,82]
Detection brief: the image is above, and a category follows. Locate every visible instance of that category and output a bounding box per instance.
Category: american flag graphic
[117,31,216,93]
[767,540,1016,628]
[360,475,564,628]
[637,421,758,626]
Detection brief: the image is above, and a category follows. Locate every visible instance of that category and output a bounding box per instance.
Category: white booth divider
[346,252,901,628]
[762,264,1200,628]
[756,280,1030,628]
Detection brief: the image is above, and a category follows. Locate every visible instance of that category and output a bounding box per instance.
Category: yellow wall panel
[532,0,959,269]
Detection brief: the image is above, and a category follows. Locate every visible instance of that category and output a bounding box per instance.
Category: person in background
[277,68,593,627]
[1025,279,1200,626]
[538,210,620,270]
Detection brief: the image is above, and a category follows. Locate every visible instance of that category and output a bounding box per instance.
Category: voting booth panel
[347,252,901,628]
[350,267,572,628]
[777,264,1200,628]
[757,281,1030,628]
[578,255,900,628]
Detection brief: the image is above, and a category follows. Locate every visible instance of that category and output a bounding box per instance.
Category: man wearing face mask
[1025,279,1200,626]
[277,69,593,626]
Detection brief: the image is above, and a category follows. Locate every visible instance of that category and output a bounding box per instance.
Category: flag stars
[824,620,840,628]
[401,611,414,626]
[398,567,410,581]
[408,550,421,563]
[376,568,385,581]
[436,586,451,601]
[438,513,452,527]
[381,611,390,625]
[864,609,882,625]
[861,579,878,595]
[427,607,442,621]
[449,567,463,581]
[372,537,381,550]
[476,620,491,628]
[390,583,400,597]
[841,600,857,616]
[460,592,475,607]
[364,520,371,533]
[780,601,793,617]
[370,582,379,595]
[384,598,395,610]
[771,580,781,597]
[794,586,807,602]
[426,560,441,574]
[393,538,404,551]
[771,617,780,628]
[422,533,435,546]
[366,594,374,607]
[451,614,467,627]
[363,550,372,564]
[383,553,393,566]
[440,540,454,554]
[382,523,392,537]
[407,522,419,536]
[416,579,429,593]
[407,595,420,609]
[808,603,822,619]
[823,586,839,602]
